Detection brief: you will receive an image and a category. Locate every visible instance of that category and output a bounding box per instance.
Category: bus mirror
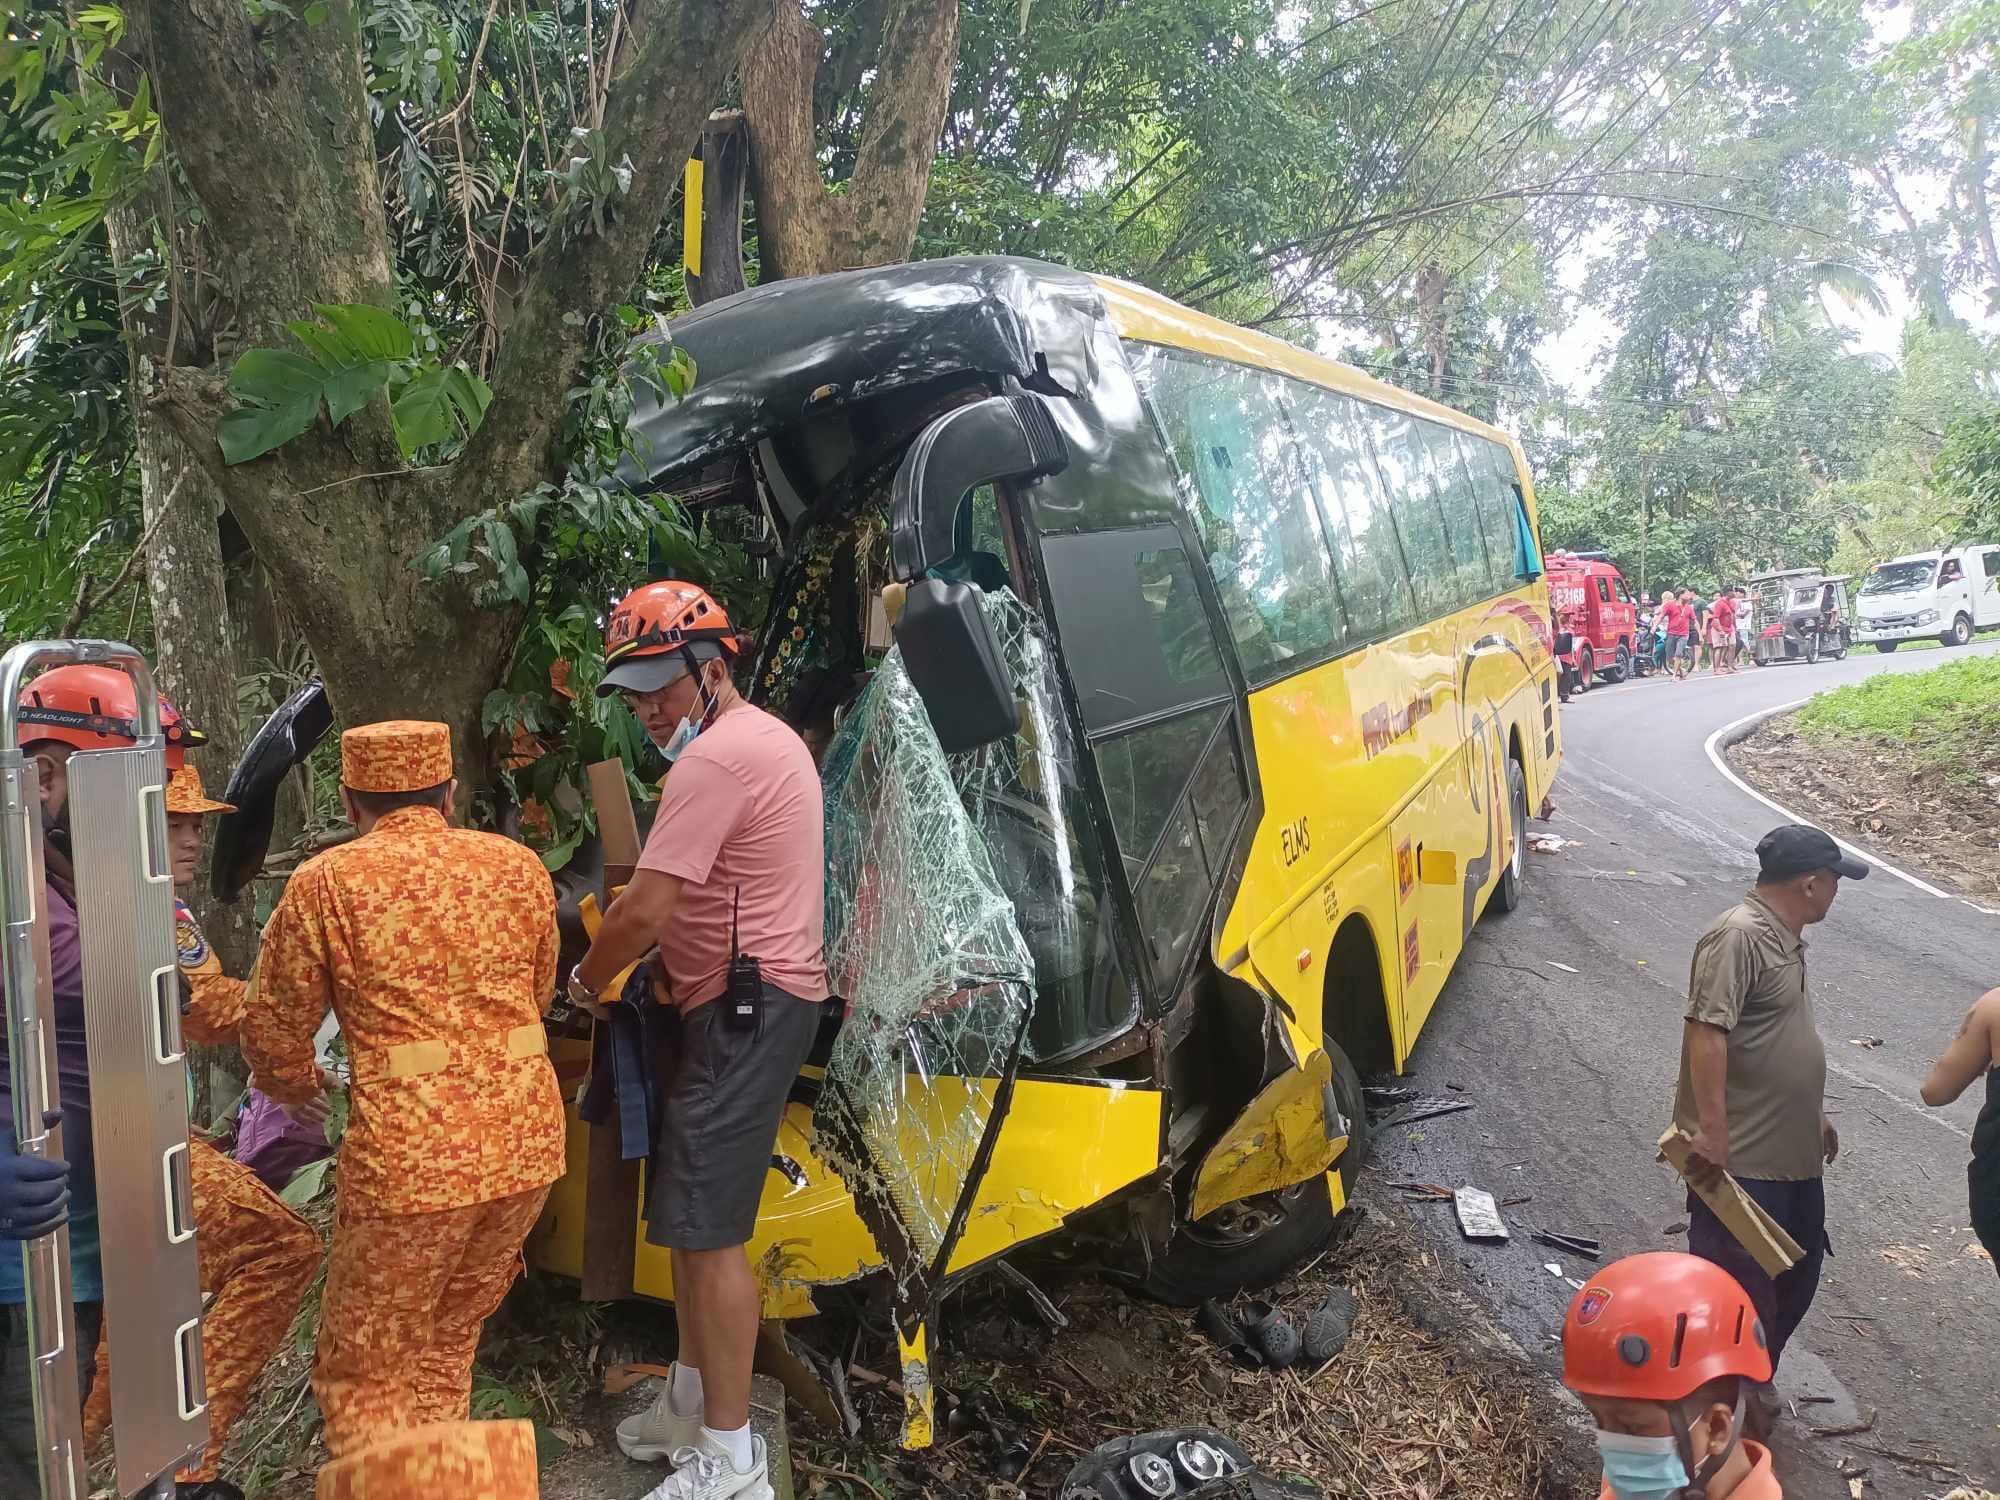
[890,395,1068,578]
[893,578,1021,753]
[1419,848,1458,886]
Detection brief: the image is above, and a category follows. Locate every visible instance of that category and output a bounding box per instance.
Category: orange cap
[341,721,453,793]
[165,764,234,815]
[1563,1252,1771,1402]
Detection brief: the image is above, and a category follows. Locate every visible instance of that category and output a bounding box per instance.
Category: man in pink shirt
[570,581,828,1500]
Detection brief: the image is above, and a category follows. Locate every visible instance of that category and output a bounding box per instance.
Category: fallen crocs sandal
[1301,1287,1357,1366]
[1238,1299,1301,1370]
[1197,1298,1265,1367]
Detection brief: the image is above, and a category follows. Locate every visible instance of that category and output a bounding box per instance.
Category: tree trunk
[743,0,960,280]
[121,0,770,791]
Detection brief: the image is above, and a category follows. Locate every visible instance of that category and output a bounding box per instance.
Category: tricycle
[1749,569,1851,665]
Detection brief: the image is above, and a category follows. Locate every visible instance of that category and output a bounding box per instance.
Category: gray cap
[597,641,725,698]
[1756,824,1868,882]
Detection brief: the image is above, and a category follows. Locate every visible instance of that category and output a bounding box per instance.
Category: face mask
[1594,1430,1690,1500]
[655,666,718,764]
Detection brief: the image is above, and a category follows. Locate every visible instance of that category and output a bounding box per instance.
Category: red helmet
[598,581,746,698]
[18,664,203,772]
[1563,1252,1771,1402]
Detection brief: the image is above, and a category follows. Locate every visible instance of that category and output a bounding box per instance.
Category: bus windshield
[1863,560,1936,595]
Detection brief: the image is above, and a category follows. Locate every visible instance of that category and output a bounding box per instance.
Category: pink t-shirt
[637,704,829,1011]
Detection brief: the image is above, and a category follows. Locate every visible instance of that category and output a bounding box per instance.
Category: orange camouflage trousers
[83,1137,321,1481]
[314,1417,539,1500]
[314,1185,550,1458]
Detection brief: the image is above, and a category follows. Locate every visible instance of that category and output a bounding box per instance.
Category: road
[1374,640,2000,1500]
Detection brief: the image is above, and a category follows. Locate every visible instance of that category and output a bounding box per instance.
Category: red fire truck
[1546,550,1641,690]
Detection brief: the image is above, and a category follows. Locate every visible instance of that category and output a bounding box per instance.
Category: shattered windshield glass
[815,590,1038,1319]
[815,589,1131,1322]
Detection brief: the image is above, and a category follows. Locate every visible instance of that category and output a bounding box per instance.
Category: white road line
[1702,700,1965,903]
[1825,1058,1970,1142]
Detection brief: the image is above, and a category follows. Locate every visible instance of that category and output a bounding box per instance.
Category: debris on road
[1453,1187,1509,1241]
[1527,833,1576,853]
[1371,1096,1476,1129]
[1808,1408,1878,1439]
[1543,1262,1565,1278]
[1530,1229,1602,1261]
[1881,1244,1932,1278]
[1546,960,1580,973]
[1390,1181,1454,1202]
[1058,1427,1322,1500]
[1849,1035,1885,1049]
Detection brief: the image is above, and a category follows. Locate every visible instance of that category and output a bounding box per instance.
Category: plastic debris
[1546,960,1580,974]
[1454,1187,1509,1241]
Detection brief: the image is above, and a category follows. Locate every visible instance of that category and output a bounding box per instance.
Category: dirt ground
[208,1196,1597,1500]
[1727,712,2000,901]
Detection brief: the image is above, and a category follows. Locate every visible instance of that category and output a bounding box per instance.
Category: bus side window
[1416,419,1494,607]
[1130,347,1348,682]
[1287,386,1418,643]
[1365,410,1457,617]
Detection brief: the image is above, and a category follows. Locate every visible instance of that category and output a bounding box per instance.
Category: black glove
[0,1112,71,1241]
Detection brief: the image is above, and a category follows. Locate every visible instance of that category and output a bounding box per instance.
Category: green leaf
[321,358,396,426]
[218,398,318,464]
[278,1155,334,1206]
[445,364,492,423]
[288,320,360,369]
[315,302,415,362]
[228,347,324,406]
[390,366,455,453]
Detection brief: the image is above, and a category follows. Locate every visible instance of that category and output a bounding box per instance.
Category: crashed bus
[514,256,1561,1433]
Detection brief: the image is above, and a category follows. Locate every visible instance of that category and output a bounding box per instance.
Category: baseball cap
[599,641,724,698]
[1756,824,1869,882]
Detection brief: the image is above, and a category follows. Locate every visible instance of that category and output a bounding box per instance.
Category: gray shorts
[645,985,824,1251]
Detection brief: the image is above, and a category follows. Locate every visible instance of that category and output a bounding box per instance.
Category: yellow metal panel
[535,1072,1163,1314]
[897,1323,934,1449]
[682,157,704,278]
[1190,1049,1346,1221]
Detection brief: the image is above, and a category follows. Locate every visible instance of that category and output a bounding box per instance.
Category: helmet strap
[1669,1389,1746,1499]
[680,647,721,729]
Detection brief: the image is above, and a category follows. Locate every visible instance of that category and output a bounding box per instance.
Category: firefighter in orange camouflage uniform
[239,720,564,1491]
[82,763,323,1500]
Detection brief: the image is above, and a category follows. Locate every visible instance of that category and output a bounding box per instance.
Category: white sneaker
[615,1375,703,1462]
[638,1437,773,1500]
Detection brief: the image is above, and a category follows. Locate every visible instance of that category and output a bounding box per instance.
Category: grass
[1796,655,2000,783]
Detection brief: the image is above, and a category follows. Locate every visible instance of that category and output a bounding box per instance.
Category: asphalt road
[1373,639,2000,1500]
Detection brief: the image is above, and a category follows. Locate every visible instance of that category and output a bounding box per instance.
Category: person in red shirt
[1565,1252,1784,1499]
[1661,592,1694,680]
[1709,589,1740,675]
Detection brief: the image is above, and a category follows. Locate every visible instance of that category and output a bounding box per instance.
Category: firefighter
[0,664,208,1489]
[81,762,322,1499]
[239,720,565,1484]
[1563,1252,1781,1499]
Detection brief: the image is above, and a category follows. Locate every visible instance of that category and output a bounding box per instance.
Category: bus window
[1366,409,1457,617]
[1285,386,1418,643]
[1416,419,1494,605]
[1458,435,1532,586]
[1130,348,1347,682]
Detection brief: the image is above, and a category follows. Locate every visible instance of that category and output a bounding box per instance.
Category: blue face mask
[1594,1430,1690,1500]
[658,710,701,764]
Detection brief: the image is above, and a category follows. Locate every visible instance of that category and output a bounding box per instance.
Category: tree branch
[459,0,770,503]
[63,470,185,636]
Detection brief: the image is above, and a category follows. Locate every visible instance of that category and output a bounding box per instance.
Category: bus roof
[1091,274,1517,450]
[619,255,1520,490]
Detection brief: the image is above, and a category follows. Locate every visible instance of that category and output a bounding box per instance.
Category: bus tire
[1947,613,1973,647]
[1875,641,1898,653]
[1141,1048,1365,1306]
[1491,755,1528,915]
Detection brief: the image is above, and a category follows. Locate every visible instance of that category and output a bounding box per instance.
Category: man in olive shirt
[1673,824,1866,1381]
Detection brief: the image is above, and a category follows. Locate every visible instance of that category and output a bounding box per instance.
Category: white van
[1854,545,2000,651]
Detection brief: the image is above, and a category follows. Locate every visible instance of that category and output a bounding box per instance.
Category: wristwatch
[566,964,606,1015]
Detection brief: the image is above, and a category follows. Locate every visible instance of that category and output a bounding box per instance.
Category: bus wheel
[1491,756,1528,915]
[1141,1049,1366,1305]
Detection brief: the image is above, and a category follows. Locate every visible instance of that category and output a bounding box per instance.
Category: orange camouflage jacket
[239,806,566,1217]
[176,900,248,1046]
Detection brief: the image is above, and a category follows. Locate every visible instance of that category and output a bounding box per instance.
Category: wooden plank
[586,758,641,891]
[1658,1125,1804,1278]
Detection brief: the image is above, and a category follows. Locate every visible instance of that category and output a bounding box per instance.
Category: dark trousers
[2,1297,102,1493]
[1687,1176,1826,1370]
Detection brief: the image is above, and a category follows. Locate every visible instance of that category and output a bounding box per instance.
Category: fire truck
[1545,550,1641,690]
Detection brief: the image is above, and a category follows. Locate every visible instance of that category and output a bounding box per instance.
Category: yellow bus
[530,256,1561,1436]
